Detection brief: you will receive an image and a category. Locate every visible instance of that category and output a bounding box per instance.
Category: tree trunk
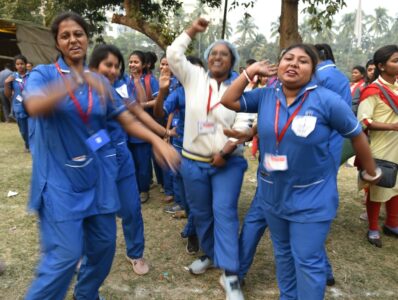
[111,0,171,50]
[279,0,302,49]
[112,14,169,50]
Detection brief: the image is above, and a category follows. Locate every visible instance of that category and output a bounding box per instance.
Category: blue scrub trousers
[128,142,152,193]
[116,174,145,259]
[181,156,247,273]
[173,162,195,237]
[16,116,29,149]
[264,211,331,300]
[26,212,116,300]
[239,189,268,280]
[163,167,174,196]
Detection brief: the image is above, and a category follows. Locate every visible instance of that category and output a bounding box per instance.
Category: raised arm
[153,67,171,119]
[221,61,277,111]
[166,18,208,86]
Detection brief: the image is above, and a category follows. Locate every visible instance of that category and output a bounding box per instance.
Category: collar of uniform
[316,59,336,71]
[377,75,398,90]
[56,56,89,74]
[207,70,237,85]
[276,80,318,105]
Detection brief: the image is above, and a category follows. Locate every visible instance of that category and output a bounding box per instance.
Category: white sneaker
[219,272,244,300]
[188,256,213,274]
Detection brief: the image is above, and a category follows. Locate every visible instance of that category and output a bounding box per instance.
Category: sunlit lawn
[0,122,397,299]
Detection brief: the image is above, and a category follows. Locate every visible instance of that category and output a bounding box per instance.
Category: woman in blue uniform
[4,54,30,151]
[89,44,178,275]
[24,12,179,300]
[127,50,159,203]
[221,44,380,300]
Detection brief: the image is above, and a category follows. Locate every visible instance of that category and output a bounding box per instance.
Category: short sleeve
[163,88,180,116]
[328,96,361,138]
[107,83,127,119]
[239,88,262,113]
[357,96,377,129]
[24,67,49,100]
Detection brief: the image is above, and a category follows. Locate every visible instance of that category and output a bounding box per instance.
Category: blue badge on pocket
[86,129,110,152]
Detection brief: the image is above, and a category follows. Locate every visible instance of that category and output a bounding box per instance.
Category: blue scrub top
[163,86,185,148]
[110,77,137,180]
[125,73,159,143]
[11,71,29,118]
[315,60,352,170]
[240,80,361,222]
[25,57,125,222]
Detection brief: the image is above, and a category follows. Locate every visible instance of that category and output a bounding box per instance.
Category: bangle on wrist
[361,167,382,181]
[243,69,252,83]
[163,128,169,138]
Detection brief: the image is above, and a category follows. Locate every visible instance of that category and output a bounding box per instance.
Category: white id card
[16,95,23,102]
[15,78,23,83]
[291,115,317,138]
[264,153,288,171]
[198,121,216,135]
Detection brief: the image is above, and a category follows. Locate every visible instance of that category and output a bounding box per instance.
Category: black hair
[144,51,158,70]
[51,12,90,42]
[314,43,335,63]
[14,54,27,64]
[373,45,398,79]
[4,62,12,69]
[280,43,318,74]
[187,56,204,68]
[352,65,365,76]
[365,59,374,69]
[129,50,146,65]
[364,59,375,83]
[246,58,257,66]
[89,44,125,80]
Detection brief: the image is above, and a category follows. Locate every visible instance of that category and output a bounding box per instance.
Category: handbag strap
[374,82,398,114]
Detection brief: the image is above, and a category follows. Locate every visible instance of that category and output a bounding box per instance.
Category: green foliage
[302,0,347,31]
[0,0,43,24]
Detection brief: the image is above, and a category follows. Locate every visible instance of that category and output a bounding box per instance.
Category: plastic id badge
[198,120,216,135]
[16,95,23,102]
[86,129,110,152]
[264,153,288,172]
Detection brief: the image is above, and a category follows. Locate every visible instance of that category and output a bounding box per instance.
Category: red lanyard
[274,92,309,146]
[55,62,93,124]
[17,74,27,92]
[206,85,221,115]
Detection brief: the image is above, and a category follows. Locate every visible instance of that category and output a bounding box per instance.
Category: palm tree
[366,7,392,38]
[235,14,258,46]
[270,19,280,44]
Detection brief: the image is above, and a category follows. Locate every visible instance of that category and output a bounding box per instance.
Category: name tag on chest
[264,153,288,171]
[16,95,23,102]
[86,129,110,152]
[198,120,217,135]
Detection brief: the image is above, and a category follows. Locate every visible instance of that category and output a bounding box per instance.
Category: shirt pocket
[64,155,98,192]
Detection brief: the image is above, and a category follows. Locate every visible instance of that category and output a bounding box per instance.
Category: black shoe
[367,231,382,248]
[326,277,336,286]
[382,225,398,238]
[186,235,199,255]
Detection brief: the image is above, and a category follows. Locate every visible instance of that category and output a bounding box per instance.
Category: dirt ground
[0,122,397,299]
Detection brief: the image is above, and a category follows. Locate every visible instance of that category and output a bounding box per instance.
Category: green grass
[0,122,397,299]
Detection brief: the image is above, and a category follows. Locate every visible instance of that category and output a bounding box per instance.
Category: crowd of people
[0,11,397,300]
